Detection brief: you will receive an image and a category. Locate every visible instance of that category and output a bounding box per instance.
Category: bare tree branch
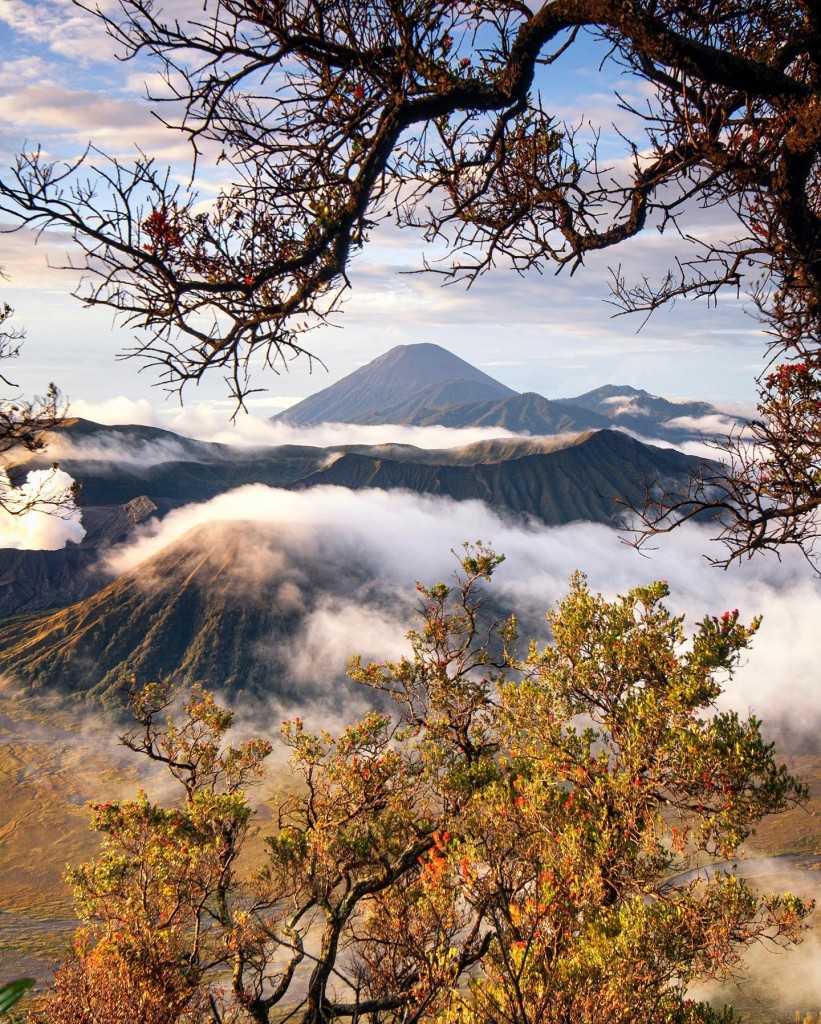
[0,0,819,559]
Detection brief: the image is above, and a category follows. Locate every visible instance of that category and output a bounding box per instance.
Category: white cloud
[664,412,751,436]
[282,597,409,686]
[0,54,56,90]
[0,466,84,548]
[0,223,82,289]
[96,483,821,738]
[601,395,647,415]
[42,432,202,469]
[70,396,161,427]
[158,406,520,449]
[0,0,113,59]
[0,85,193,161]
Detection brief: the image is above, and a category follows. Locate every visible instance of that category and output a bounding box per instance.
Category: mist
[54,395,758,484]
[169,412,522,450]
[689,858,821,1019]
[42,432,210,469]
[67,398,521,451]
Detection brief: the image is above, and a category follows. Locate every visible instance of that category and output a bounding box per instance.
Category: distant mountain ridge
[401,392,612,434]
[557,385,723,436]
[21,425,701,535]
[2,345,722,628]
[274,343,740,441]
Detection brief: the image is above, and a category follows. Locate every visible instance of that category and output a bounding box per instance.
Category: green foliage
[0,979,34,1016]
[32,549,812,1024]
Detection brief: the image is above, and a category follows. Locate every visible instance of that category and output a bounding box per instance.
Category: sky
[0,0,769,431]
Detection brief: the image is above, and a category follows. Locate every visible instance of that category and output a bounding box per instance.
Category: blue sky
[0,0,766,427]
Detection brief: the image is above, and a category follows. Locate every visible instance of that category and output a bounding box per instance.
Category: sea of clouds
[87,478,819,746]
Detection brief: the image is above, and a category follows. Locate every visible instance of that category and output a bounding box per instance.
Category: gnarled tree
[0,0,819,560]
[35,550,813,1024]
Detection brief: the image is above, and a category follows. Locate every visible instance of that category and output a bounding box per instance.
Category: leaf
[0,978,34,1014]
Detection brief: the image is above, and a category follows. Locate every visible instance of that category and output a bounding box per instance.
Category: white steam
[0,466,85,549]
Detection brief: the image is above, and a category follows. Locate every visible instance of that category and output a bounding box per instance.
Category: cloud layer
[62,400,522,452]
[99,483,821,741]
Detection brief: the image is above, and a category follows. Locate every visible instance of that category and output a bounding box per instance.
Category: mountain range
[0,343,727,704]
[274,343,737,442]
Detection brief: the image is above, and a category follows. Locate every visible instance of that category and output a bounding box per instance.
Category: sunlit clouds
[0,2,776,412]
[92,482,821,737]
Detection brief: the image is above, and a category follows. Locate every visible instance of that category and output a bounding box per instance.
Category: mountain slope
[309,430,701,526]
[0,428,706,618]
[273,343,517,425]
[558,385,739,437]
[24,430,703,529]
[0,431,701,704]
[402,392,612,433]
[0,522,394,707]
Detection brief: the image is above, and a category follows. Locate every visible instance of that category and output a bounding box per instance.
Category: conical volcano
[273,343,517,425]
